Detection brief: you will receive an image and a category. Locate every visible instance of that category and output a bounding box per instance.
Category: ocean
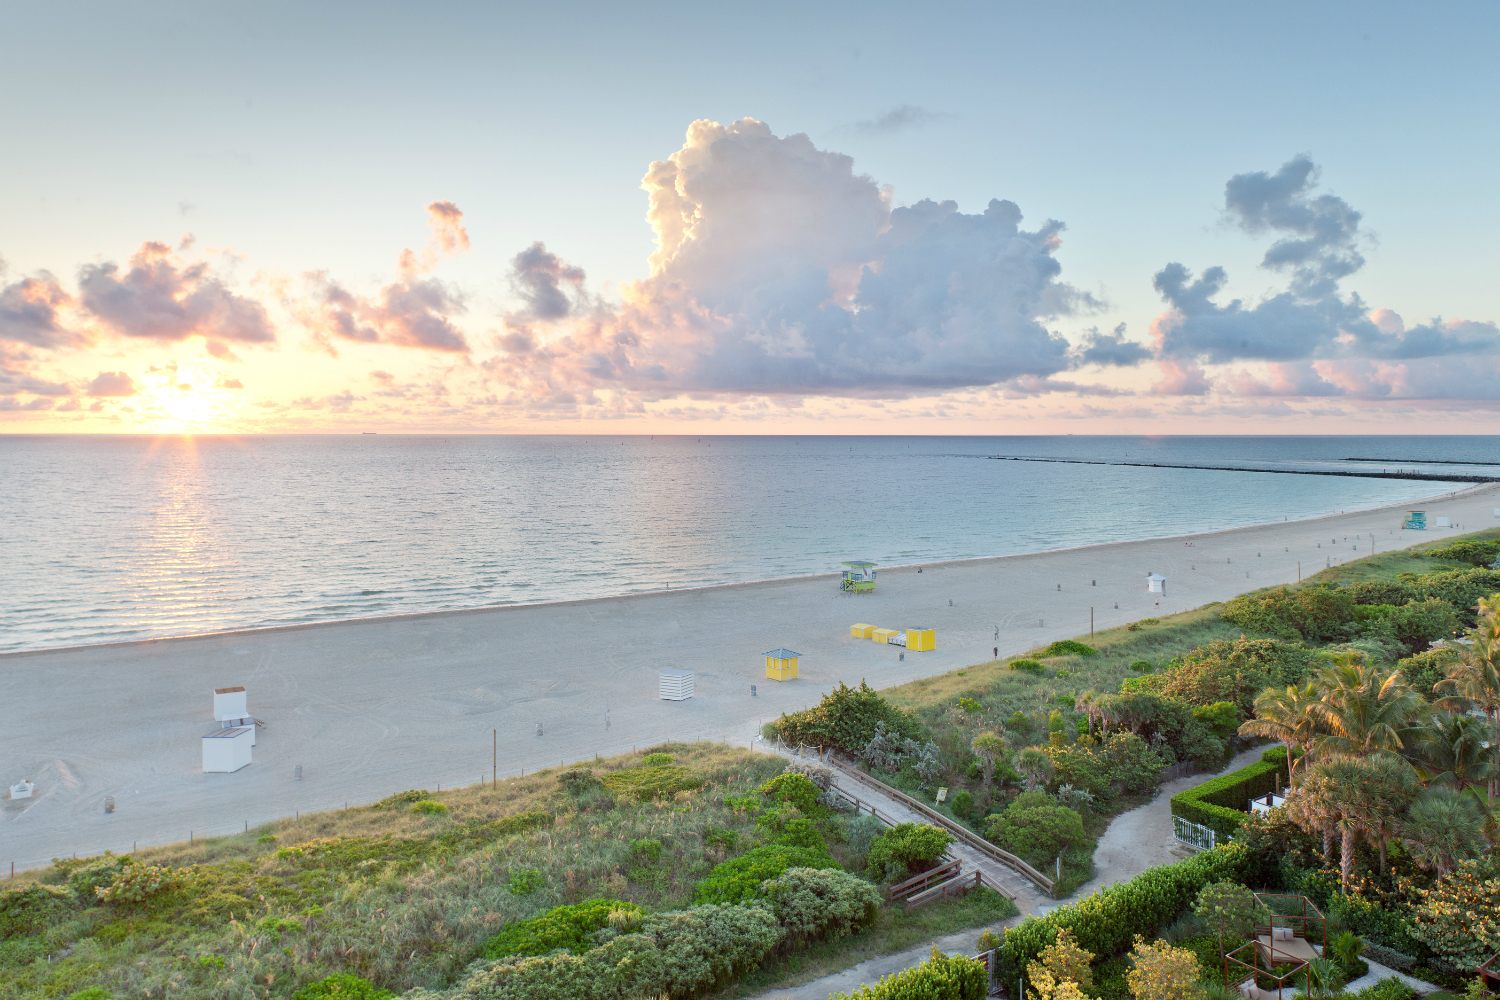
[1,435,1494,652]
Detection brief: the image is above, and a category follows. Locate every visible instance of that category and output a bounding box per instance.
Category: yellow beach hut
[764,648,801,681]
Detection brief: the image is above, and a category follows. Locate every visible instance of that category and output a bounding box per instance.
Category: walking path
[750,744,1284,998]
[1344,960,1444,996]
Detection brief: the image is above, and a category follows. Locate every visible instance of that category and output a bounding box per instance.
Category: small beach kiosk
[764,648,801,681]
[840,561,877,593]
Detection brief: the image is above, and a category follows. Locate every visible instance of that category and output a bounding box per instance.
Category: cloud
[87,371,138,396]
[853,105,947,134]
[77,241,274,351]
[296,201,470,353]
[493,118,1084,402]
[1152,358,1213,396]
[0,271,77,348]
[1149,155,1500,402]
[1073,323,1151,367]
[508,242,587,322]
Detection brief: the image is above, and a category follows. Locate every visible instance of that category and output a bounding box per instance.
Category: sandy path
[2,484,1494,872]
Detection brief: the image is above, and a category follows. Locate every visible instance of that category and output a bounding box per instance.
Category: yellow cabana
[850,623,875,638]
[764,648,801,681]
[906,627,936,651]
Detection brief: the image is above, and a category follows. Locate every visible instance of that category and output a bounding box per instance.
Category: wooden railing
[826,755,1056,894]
[887,859,961,902]
[905,869,982,911]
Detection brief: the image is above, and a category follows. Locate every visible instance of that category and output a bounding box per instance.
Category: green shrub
[1159,637,1315,713]
[985,791,1087,868]
[843,815,884,872]
[57,853,132,900]
[94,862,181,904]
[410,800,449,816]
[760,867,882,945]
[759,772,821,812]
[1414,568,1500,624]
[1009,659,1045,674]
[1347,580,1420,606]
[1408,854,1500,969]
[480,899,643,959]
[1169,756,1290,838]
[996,843,1253,982]
[558,767,603,794]
[831,946,988,1000]
[950,789,975,821]
[1358,599,1462,654]
[1045,731,1168,796]
[374,789,429,808]
[864,823,954,881]
[507,868,544,896]
[0,882,74,939]
[640,752,675,766]
[1424,540,1500,566]
[601,764,703,800]
[1397,648,1461,699]
[66,990,114,1000]
[1130,660,1155,672]
[1041,640,1096,658]
[959,697,982,713]
[1221,585,1355,641]
[455,903,784,1000]
[291,973,395,999]
[1008,710,1035,733]
[693,845,839,904]
[756,810,828,851]
[768,681,922,755]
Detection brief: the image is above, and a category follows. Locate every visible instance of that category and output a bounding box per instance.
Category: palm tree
[1401,786,1490,876]
[1240,681,1320,776]
[1435,595,1500,800]
[1310,658,1425,758]
[1343,752,1420,874]
[1285,762,1341,865]
[971,731,1009,809]
[1412,711,1498,798]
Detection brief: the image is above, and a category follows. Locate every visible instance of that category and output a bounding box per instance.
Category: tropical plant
[1289,753,1418,888]
[1309,657,1425,758]
[1411,711,1498,820]
[1308,956,1347,998]
[1239,682,1320,775]
[1401,786,1490,876]
[1408,854,1500,969]
[986,791,1087,869]
[1018,747,1054,791]
[970,731,1009,806]
[1435,595,1500,799]
[864,823,953,881]
[1027,927,1095,990]
[1193,881,1264,952]
[1125,936,1202,1000]
[1329,930,1366,976]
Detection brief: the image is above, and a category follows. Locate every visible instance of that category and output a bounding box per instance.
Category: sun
[135,361,246,432]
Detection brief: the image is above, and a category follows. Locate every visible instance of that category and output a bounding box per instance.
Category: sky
[3,1,1500,434]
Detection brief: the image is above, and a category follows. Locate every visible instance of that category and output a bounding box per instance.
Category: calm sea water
[1,435,1494,652]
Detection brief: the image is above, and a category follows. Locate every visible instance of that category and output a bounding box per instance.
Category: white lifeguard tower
[1147,573,1166,594]
[10,779,34,800]
[659,669,694,701]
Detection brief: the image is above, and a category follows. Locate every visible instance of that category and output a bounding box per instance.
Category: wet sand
[2,483,1494,871]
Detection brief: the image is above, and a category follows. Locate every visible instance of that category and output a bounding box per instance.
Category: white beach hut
[1147,573,1167,594]
[659,669,694,701]
[213,686,255,745]
[10,779,34,800]
[202,726,254,773]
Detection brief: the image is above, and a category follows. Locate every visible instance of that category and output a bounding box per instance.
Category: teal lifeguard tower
[1402,510,1427,530]
[840,561,877,593]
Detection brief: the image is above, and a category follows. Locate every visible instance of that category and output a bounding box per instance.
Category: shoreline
[2,481,1485,660]
[2,481,1496,871]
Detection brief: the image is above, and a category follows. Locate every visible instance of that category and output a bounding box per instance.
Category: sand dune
[2,484,1494,871]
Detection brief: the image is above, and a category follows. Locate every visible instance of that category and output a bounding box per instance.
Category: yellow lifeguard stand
[764,648,801,681]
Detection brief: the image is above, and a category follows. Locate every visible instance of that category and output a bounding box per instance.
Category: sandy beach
[2,483,1495,872]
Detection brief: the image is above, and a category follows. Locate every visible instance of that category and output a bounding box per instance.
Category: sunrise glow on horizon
[5,5,1500,436]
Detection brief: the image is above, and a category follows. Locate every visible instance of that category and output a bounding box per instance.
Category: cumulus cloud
[87,371,138,397]
[0,270,76,349]
[1149,155,1500,402]
[296,200,470,353]
[1072,323,1151,367]
[492,118,1084,402]
[853,105,948,134]
[77,241,274,352]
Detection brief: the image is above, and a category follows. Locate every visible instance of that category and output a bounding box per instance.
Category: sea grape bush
[829,947,987,1000]
[480,899,643,959]
[692,845,839,904]
[759,867,882,946]
[768,681,922,754]
[863,823,953,881]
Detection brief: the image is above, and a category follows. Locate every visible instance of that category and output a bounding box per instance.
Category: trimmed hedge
[997,842,1252,982]
[1169,749,1290,838]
